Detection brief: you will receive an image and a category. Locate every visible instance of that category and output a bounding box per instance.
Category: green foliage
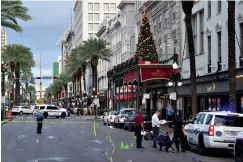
[135,12,158,62]
[1,0,32,32]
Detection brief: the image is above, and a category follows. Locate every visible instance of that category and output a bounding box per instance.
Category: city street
[2,115,234,162]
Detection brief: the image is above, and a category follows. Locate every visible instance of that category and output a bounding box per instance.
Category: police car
[34,105,67,118]
[184,111,243,155]
[234,131,243,162]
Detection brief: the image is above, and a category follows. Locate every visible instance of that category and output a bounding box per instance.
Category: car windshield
[214,115,243,127]
[110,112,116,115]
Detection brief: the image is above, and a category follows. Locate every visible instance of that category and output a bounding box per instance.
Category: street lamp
[172,62,178,69]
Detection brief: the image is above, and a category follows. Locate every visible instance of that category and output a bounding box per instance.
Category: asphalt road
[1,115,234,162]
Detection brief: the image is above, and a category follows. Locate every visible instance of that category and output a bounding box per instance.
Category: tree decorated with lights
[135,12,158,62]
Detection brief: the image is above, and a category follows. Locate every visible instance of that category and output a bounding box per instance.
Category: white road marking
[92,140,103,144]
[47,136,55,139]
[126,160,133,162]
[34,160,38,162]
[16,149,24,151]
[36,139,39,143]
[80,131,84,133]
[18,135,26,140]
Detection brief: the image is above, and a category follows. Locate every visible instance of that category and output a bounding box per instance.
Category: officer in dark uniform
[173,112,186,152]
[35,112,44,134]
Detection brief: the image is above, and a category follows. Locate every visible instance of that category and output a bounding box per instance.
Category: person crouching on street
[152,110,161,150]
[35,112,44,134]
[157,132,173,152]
[134,111,144,148]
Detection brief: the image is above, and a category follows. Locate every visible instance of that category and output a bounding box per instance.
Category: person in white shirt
[152,110,161,150]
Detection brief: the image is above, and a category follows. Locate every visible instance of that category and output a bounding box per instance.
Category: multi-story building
[1,28,8,52]
[52,62,59,77]
[74,0,121,46]
[177,1,243,114]
[58,56,62,75]
[96,1,136,110]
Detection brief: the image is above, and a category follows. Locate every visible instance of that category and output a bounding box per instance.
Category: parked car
[12,106,33,115]
[114,108,137,128]
[103,111,118,125]
[234,131,243,162]
[184,111,243,155]
[123,111,152,131]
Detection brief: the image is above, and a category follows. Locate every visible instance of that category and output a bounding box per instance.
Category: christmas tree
[135,12,158,62]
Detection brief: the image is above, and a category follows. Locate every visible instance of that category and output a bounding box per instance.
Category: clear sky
[7,1,74,95]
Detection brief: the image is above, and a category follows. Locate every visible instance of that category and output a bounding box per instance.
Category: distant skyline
[7,1,74,96]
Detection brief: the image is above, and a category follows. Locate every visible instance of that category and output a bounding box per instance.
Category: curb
[1,116,15,125]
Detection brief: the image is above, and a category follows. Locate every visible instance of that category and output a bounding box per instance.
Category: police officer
[173,112,186,152]
[35,112,44,134]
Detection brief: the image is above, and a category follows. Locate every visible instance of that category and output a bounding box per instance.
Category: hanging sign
[159,94,169,100]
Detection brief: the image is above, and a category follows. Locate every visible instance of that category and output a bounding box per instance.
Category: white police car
[184,111,243,155]
[234,132,243,162]
[34,105,67,118]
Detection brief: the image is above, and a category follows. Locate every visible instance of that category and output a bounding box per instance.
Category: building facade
[74,0,121,46]
[177,1,243,115]
[52,62,59,77]
[1,28,8,52]
[96,1,136,110]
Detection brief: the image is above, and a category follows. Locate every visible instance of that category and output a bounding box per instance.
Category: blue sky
[7,1,74,94]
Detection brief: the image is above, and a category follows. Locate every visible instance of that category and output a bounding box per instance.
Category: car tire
[61,112,66,118]
[43,112,48,118]
[235,144,243,162]
[56,116,59,118]
[19,111,23,116]
[129,124,133,132]
[198,135,207,155]
[103,120,106,125]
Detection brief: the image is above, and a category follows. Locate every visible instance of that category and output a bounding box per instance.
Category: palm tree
[228,1,237,111]
[80,38,112,91]
[1,0,31,32]
[181,1,197,117]
[2,44,35,105]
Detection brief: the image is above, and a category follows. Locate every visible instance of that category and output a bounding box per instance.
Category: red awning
[109,94,136,100]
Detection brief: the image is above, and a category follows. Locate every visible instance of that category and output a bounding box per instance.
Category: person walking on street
[35,112,44,134]
[173,112,186,153]
[134,111,144,148]
[152,110,161,150]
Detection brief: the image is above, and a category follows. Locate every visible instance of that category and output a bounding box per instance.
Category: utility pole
[40,54,43,104]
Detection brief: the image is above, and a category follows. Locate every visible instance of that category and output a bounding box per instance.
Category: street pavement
[1,115,234,162]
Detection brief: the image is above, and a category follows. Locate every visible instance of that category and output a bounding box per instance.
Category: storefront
[174,68,243,117]
[107,57,174,115]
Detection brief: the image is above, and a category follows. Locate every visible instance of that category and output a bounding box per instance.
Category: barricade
[6,109,12,119]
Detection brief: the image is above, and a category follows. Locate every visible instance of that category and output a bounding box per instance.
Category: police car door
[46,106,54,116]
[51,106,61,116]
[194,113,206,145]
[187,113,201,145]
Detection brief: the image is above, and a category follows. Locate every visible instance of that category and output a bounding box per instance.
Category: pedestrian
[173,112,186,152]
[35,112,44,134]
[134,111,144,148]
[152,110,161,150]
[157,132,173,152]
[67,106,71,116]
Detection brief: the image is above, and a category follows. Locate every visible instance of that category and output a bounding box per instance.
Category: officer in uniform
[35,112,44,134]
[173,112,186,152]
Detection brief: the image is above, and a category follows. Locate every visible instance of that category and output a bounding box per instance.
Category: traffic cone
[120,142,124,150]
[7,110,12,119]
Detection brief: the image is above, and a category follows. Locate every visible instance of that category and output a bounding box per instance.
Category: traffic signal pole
[40,54,43,104]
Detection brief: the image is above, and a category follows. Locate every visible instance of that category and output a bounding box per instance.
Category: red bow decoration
[173,69,179,75]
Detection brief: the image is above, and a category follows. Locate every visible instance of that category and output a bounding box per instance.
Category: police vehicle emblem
[216,131,222,136]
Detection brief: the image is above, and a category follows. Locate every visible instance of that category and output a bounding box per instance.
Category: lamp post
[168,54,182,115]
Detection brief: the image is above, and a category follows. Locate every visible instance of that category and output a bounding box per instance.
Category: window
[104,3,109,11]
[88,3,93,10]
[214,115,243,127]
[159,14,162,30]
[164,10,168,26]
[240,23,243,56]
[192,14,197,54]
[153,18,157,32]
[199,10,204,53]
[110,13,116,18]
[94,23,99,31]
[197,114,206,124]
[88,13,93,21]
[88,23,93,31]
[205,114,213,125]
[208,36,211,63]
[40,106,45,110]
[94,13,100,21]
[104,13,109,19]
[192,113,201,124]
[217,32,221,62]
[172,4,176,21]
[88,33,93,39]
[218,1,221,13]
[110,3,116,11]
[208,1,211,18]
[94,3,100,10]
